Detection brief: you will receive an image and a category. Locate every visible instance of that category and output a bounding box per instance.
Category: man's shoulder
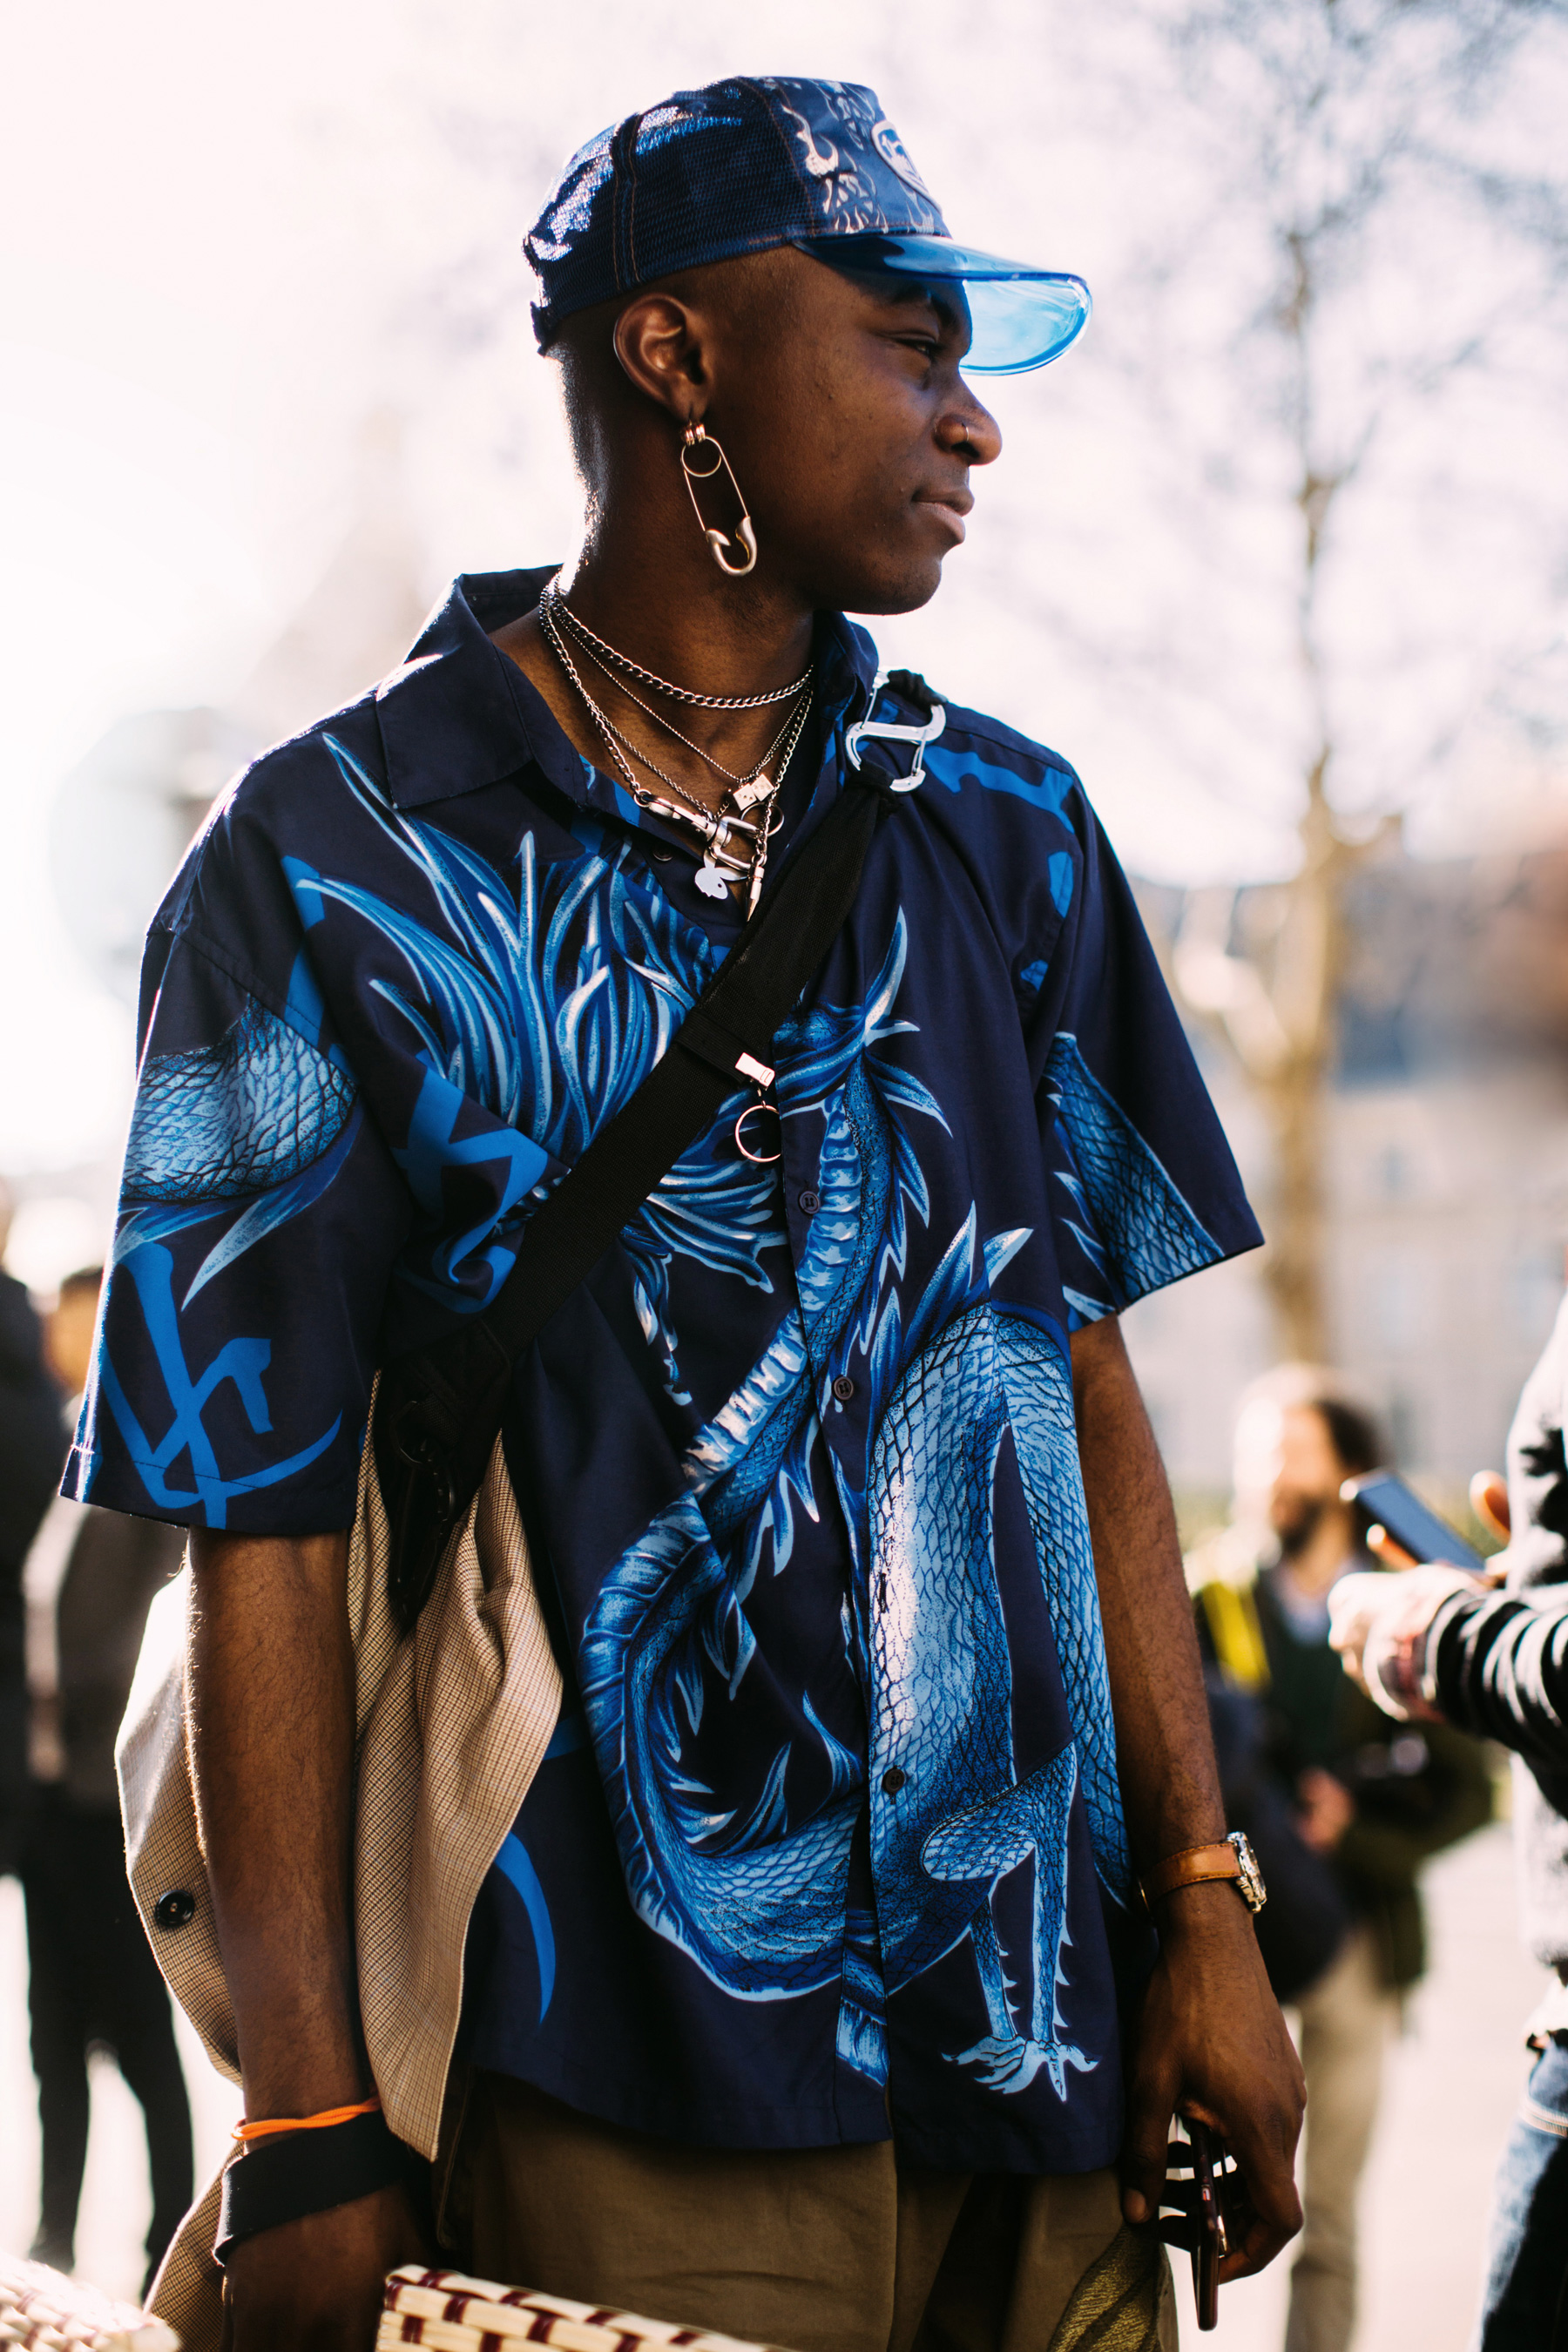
[224,686,389,838]
[135,684,402,1032]
[918,695,1086,826]
[155,686,392,922]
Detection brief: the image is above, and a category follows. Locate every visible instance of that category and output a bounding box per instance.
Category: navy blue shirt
[70,570,1261,2173]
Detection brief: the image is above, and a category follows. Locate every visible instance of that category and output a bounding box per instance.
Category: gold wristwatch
[1139,1830,1267,1916]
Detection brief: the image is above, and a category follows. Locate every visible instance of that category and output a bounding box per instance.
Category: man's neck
[490,537,819,817]
[564,533,816,704]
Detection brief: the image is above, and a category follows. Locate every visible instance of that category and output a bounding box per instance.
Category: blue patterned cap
[524,77,1091,375]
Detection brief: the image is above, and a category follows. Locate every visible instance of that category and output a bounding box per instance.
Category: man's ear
[612,293,709,421]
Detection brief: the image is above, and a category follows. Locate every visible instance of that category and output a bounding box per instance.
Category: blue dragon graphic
[864,1212,1130,2095]
[576,918,947,2028]
[579,1200,1134,2098]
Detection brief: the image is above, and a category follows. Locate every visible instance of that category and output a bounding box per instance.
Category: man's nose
[936,401,1003,467]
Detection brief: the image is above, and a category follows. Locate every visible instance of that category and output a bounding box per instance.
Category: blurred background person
[19,1265,190,2288]
[0,1183,74,1882]
[1332,1288,1568,2349]
[1191,1365,1493,2352]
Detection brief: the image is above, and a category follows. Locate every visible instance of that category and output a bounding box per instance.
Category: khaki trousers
[440,2072,1176,2352]
[1286,1924,1397,2352]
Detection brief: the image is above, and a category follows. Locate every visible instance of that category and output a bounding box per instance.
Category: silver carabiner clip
[844,674,946,794]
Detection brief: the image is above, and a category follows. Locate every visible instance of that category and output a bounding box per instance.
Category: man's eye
[899,335,941,360]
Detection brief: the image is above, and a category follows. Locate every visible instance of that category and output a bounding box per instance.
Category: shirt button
[154,1889,196,1930]
[831,1374,855,1402]
[798,1188,821,1214]
[650,843,674,864]
[882,1768,907,1794]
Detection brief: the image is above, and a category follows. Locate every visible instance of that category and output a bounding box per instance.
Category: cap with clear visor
[795,233,1092,375]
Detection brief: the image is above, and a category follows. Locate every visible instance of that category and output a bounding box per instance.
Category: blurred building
[1125,852,1568,1497]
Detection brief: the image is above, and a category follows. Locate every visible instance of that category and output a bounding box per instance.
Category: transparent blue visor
[796,232,1092,374]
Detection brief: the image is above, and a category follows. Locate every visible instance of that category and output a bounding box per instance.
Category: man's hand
[220,2180,429,2351]
[1294,1765,1355,1854]
[1121,1882,1305,2278]
[1328,1564,1480,1719]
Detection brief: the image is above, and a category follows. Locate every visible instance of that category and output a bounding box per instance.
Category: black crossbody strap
[372,722,920,1630]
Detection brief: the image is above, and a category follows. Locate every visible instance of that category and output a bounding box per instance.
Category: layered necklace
[537,578,814,913]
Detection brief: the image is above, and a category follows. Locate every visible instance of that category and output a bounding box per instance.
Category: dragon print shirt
[70,571,1262,2174]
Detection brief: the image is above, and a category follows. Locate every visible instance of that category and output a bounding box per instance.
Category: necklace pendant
[694,860,733,901]
[730,774,773,813]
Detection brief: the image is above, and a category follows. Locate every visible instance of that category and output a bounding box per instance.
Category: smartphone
[1340,1470,1485,1575]
[1189,2123,1223,2328]
[1159,2120,1233,2330]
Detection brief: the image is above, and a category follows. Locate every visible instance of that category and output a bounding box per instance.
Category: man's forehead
[811,258,974,334]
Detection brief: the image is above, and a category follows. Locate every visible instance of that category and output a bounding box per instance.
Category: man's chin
[839,555,948,619]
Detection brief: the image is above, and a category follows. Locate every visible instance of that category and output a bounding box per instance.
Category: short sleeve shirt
[70,570,1261,2173]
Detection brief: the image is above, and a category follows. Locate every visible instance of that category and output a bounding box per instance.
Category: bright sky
[2,0,1565,1193]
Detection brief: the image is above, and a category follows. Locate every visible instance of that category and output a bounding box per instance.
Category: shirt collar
[374,569,551,810]
[374,568,880,815]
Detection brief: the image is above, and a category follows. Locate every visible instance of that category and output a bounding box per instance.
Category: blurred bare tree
[1134,0,1568,1358]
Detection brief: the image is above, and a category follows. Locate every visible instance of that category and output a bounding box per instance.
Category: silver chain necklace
[544,578,813,709]
[563,626,807,804]
[537,591,813,911]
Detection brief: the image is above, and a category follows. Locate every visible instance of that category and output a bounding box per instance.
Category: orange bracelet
[232,2093,382,2144]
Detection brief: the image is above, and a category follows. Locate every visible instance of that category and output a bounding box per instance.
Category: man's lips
[916,489,973,542]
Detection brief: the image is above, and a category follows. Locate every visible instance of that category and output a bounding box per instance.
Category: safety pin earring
[682,422,758,577]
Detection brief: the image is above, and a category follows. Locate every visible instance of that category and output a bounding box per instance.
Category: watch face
[1228,1830,1267,1913]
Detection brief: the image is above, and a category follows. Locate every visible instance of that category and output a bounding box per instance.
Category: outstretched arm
[189,1529,425,2349]
[1070,1315,1305,2280]
[1334,1562,1568,1774]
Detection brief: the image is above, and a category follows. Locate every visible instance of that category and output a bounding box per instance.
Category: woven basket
[0,2255,179,2351]
[378,2267,790,2351]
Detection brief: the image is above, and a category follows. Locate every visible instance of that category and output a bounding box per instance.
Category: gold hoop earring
[682,422,758,577]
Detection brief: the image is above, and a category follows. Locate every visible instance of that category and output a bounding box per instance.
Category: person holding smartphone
[1331,1293,1568,2351]
[1192,1366,1491,2352]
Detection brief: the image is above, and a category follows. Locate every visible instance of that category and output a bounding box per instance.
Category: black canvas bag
[371,676,939,1632]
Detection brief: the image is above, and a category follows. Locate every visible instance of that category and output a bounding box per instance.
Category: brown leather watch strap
[1139,1840,1242,1909]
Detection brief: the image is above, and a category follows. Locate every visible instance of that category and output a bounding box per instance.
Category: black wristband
[213,2109,413,2266]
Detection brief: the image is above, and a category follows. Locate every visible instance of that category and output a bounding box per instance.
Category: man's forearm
[1069,1312,1305,2268]
[189,1527,365,2118]
[1069,1315,1225,1867]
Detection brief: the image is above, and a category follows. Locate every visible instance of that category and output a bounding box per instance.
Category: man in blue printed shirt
[78,78,1304,2352]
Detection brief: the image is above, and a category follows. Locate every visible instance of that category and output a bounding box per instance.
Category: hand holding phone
[1159,2121,1249,2329]
[1339,1469,1485,1575]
